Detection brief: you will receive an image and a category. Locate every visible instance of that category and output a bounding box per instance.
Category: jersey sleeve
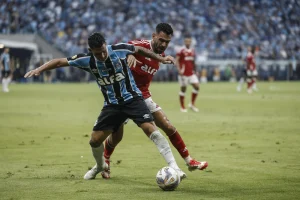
[67,53,90,71]
[128,40,147,47]
[111,43,135,58]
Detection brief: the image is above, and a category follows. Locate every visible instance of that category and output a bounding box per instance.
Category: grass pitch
[0,82,300,200]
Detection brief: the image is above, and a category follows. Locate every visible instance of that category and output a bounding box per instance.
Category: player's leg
[126,97,186,179]
[188,74,200,112]
[246,70,253,94]
[178,75,188,112]
[237,69,246,92]
[152,109,208,171]
[252,70,258,91]
[7,70,11,91]
[104,125,124,160]
[84,130,111,180]
[140,121,186,179]
[101,124,125,179]
[84,106,126,180]
[2,70,8,92]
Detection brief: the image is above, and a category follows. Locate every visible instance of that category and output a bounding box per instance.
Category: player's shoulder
[67,53,91,61]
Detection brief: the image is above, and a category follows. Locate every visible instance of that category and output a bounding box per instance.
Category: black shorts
[242,68,247,78]
[2,70,10,78]
[93,97,153,132]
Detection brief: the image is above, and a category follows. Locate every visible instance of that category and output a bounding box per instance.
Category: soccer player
[245,46,258,94]
[0,47,11,92]
[102,23,208,179]
[24,32,186,180]
[175,35,200,112]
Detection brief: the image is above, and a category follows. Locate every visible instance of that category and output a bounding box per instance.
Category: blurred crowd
[1,0,300,60]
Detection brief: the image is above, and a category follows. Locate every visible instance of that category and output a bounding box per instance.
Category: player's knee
[140,122,156,136]
[89,139,102,148]
[192,87,199,93]
[181,87,187,92]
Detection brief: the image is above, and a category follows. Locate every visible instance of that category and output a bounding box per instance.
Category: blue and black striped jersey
[67,43,142,106]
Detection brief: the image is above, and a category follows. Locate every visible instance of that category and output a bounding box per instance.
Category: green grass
[0,82,300,200]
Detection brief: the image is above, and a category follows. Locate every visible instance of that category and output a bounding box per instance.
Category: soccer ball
[156,167,180,191]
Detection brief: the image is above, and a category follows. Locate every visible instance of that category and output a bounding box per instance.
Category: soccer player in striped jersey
[24,32,186,180]
[102,23,208,179]
[1,47,11,92]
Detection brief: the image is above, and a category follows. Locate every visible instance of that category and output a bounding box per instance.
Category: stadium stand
[0,0,299,81]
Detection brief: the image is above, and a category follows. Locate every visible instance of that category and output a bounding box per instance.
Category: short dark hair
[156,23,173,36]
[88,32,106,49]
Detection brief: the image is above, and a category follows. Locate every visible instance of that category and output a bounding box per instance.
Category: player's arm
[193,54,197,74]
[175,55,183,76]
[24,58,69,78]
[134,46,174,64]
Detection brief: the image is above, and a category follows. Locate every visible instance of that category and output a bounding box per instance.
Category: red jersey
[246,52,256,70]
[176,47,195,76]
[128,39,164,99]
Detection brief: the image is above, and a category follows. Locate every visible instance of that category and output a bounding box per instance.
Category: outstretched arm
[24,58,69,78]
[134,46,174,64]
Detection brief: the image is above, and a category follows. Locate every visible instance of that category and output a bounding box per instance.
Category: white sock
[5,78,9,90]
[2,78,7,91]
[238,77,244,86]
[149,130,179,170]
[184,155,192,164]
[91,144,104,170]
[252,83,257,89]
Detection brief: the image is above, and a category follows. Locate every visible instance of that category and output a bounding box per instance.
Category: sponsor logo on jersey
[97,72,125,86]
[141,64,157,75]
[184,56,194,61]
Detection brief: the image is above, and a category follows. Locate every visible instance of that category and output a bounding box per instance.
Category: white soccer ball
[156,166,180,191]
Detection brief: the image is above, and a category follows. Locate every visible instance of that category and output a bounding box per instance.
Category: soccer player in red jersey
[101,23,208,179]
[246,46,258,94]
[175,35,200,112]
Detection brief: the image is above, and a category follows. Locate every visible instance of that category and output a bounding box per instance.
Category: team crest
[116,62,122,69]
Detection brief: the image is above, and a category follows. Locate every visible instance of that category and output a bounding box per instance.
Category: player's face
[4,48,9,53]
[184,38,192,48]
[152,31,172,54]
[89,44,108,61]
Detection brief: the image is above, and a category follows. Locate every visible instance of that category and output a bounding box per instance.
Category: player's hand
[24,69,41,78]
[161,55,175,64]
[178,71,184,76]
[127,55,136,68]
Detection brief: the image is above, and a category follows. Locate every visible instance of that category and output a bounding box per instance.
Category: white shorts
[144,97,162,113]
[247,70,258,77]
[178,74,199,86]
